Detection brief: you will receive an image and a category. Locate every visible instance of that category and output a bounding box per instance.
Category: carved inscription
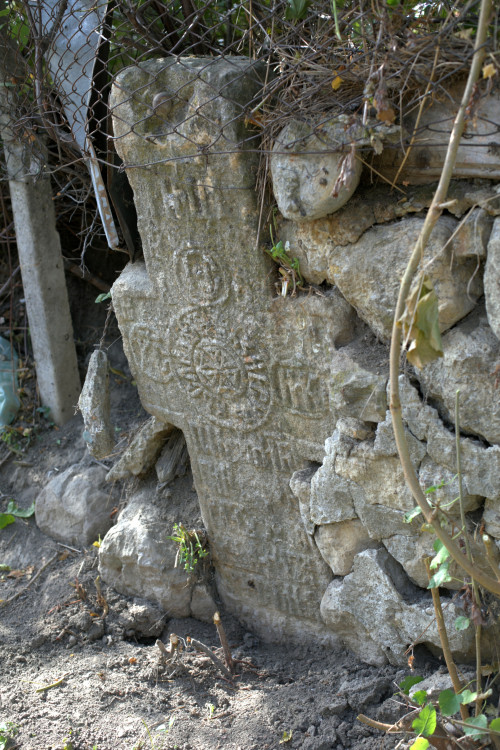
[272,363,329,415]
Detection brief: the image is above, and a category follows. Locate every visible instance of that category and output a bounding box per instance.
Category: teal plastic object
[0,337,21,427]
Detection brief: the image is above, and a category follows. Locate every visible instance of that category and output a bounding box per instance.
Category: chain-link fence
[1,1,498,255]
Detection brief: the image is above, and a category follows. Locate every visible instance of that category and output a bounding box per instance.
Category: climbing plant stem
[389,0,500,596]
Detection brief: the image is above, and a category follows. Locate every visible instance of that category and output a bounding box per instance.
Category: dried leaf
[370,134,384,155]
[7,569,26,579]
[377,108,395,124]
[401,276,443,369]
[331,75,343,91]
[482,63,496,79]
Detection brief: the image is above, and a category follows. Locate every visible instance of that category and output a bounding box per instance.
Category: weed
[266,217,304,297]
[0,721,19,750]
[168,523,209,574]
[134,717,176,750]
[205,703,215,720]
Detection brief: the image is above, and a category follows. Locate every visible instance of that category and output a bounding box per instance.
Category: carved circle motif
[169,310,271,430]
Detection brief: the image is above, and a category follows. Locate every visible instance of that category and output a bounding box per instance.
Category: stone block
[110,58,339,641]
[271,117,362,221]
[78,349,115,459]
[98,487,193,617]
[485,217,500,340]
[315,520,376,576]
[417,308,500,446]
[320,548,474,666]
[106,416,174,481]
[35,462,114,547]
[283,215,483,342]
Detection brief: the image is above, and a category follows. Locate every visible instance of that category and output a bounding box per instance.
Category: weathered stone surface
[418,456,482,515]
[78,349,115,459]
[485,217,500,340]
[106,416,174,481]
[336,444,416,513]
[336,417,374,441]
[417,308,500,446]
[397,374,500,508]
[155,428,189,485]
[374,410,427,465]
[373,84,500,184]
[320,548,474,666]
[35,462,114,546]
[329,341,389,423]
[310,451,357,525]
[190,583,217,623]
[98,482,193,617]
[110,58,343,643]
[453,208,493,258]
[271,117,362,221]
[289,466,318,536]
[279,183,500,285]
[315,520,376,576]
[483,497,500,539]
[282,214,483,342]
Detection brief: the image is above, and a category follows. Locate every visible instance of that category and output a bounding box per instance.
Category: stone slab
[109,58,360,643]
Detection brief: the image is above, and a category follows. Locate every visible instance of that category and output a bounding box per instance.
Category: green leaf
[489,718,500,733]
[399,675,424,695]
[458,689,477,705]
[6,499,35,518]
[402,276,443,369]
[427,561,452,588]
[404,506,422,523]
[0,564,11,572]
[438,689,461,716]
[409,739,429,750]
[95,292,111,304]
[412,705,437,738]
[412,690,428,706]
[454,615,470,631]
[0,514,15,530]
[430,539,451,570]
[463,714,488,738]
[285,0,309,20]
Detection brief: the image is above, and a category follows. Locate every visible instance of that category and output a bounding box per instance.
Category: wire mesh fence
[0,0,498,257]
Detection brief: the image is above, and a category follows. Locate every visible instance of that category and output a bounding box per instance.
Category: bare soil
[0,340,441,750]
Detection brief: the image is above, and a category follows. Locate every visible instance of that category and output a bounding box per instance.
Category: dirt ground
[0,379,452,750]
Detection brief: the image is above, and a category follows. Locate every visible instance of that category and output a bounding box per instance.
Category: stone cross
[110,58,355,641]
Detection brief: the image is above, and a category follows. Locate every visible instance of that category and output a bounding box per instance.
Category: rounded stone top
[270,116,363,221]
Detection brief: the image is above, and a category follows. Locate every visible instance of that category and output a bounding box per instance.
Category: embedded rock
[417,308,500,446]
[485,217,500,339]
[282,215,483,342]
[271,117,363,221]
[35,461,114,547]
[98,482,193,617]
[78,349,115,459]
[452,208,493,258]
[315,520,375,576]
[320,548,474,666]
[106,416,174,481]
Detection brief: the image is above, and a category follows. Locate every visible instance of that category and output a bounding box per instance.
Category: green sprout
[168,523,209,574]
